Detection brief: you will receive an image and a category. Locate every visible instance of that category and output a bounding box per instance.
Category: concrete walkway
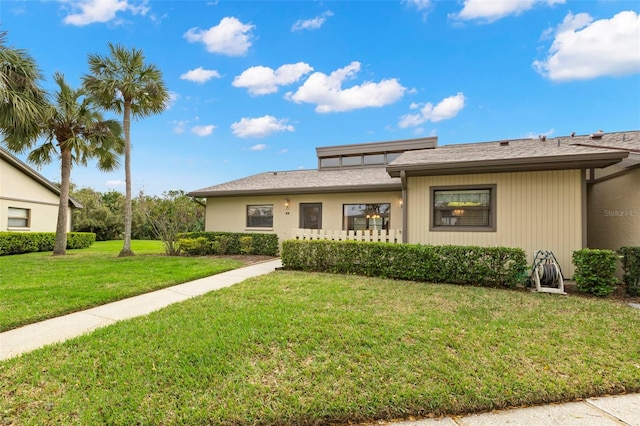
[1,257,638,425]
[0,258,283,361]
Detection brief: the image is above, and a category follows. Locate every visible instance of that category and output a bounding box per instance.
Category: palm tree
[26,72,124,255]
[0,31,47,144]
[82,43,169,257]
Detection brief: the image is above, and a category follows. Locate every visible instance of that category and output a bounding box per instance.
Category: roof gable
[0,147,82,208]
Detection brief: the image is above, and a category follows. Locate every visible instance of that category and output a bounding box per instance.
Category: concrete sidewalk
[386,393,640,425]
[2,258,638,425]
[0,258,282,361]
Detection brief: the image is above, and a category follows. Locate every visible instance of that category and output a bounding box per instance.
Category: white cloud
[231,115,295,138]
[180,67,221,83]
[60,0,149,26]
[525,128,555,139]
[453,0,564,23]
[250,144,267,151]
[106,180,125,187]
[233,62,313,95]
[398,92,466,128]
[291,11,333,31]
[191,125,215,136]
[533,11,640,81]
[171,120,188,134]
[184,17,254,56]
[403,0,431,11]
[285,62,406,113]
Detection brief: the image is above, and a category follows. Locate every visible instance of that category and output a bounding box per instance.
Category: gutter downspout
[581,170,587,248]
[401,170,407,243]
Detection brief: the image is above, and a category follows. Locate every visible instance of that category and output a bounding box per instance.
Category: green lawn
[0,240,244,331]
[1,271,639,425]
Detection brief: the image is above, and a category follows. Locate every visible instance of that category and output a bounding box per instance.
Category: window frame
[8,207,31,229]
[246,204,274,229]
[430,184,496,232]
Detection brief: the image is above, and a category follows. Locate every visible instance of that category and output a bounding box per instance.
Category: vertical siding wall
[406,170,583,277]
[587,167,640,251]
[204,191,403,244]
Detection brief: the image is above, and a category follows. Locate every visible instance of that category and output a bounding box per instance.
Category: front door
[300,203,322,229]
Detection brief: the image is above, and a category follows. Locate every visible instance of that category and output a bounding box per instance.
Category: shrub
[572,249,619,296]
[177,232,278,256]
[281,240,527,288]
[178,237,209,256]
[0,232,95,255]
[619,246,640,296]
[239,236,253,255]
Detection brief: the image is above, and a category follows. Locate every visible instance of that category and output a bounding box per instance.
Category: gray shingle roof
[189,167,400,197]
[387,130,639,176]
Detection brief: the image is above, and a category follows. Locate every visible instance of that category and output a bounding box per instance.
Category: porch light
[452,209,464,217]
[284,199,290,209]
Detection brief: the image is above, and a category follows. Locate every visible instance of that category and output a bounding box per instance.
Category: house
[189,130,639,277]
[0,147,81,232]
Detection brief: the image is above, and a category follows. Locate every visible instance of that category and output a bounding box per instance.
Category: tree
[82,43,169,257]
[25,73,124,255]
[137,190,205,255]
[72,187,124,241]
[0,31,47,147]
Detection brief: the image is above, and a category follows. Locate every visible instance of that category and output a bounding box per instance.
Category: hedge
[572,249,619,296]
[619,246,640,296]
[281,240,527,288]
[177,232,279,256]
[0,232,96,256]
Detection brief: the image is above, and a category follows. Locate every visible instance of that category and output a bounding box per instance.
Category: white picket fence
[291,228,402,243]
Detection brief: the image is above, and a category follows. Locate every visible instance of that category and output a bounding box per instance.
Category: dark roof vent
[538,135,547,142]
[499,140,509,146]
[571,132,576,137]
[590,130,605,139]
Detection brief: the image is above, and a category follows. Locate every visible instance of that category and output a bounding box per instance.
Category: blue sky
[2,0,639,195]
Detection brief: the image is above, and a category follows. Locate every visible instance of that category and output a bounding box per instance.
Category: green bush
[178,237,209,256]
[281,240,527,288]
[177,232,278,256]
[619,246,640,296]
[0,232,95,255]
[572,249,619,296]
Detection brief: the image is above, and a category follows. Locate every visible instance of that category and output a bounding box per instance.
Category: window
[246,205,273,228]
[320,157,339,168]
[341,155,362,167]
[8,207,30,228]
[300,203,322,229]
[431,185,496,231]
[363,154,384,165]
[343,203,390,231]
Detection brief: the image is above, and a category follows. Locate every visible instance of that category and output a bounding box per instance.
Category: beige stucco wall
[406,170,584,277]
[0,158,66,232]
[204,191,403,243]
[587,167,640,251]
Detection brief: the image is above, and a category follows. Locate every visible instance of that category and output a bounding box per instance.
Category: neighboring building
[189,130,639,277]
[0,147,81,232]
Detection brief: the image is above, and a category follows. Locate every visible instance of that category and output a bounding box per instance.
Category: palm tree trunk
[53,148,72,255]
[119,99,134,257]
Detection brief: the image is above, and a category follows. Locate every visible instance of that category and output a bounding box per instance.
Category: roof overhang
[189,182,402,198]
[317,136,437,158]
[386,151,629,177]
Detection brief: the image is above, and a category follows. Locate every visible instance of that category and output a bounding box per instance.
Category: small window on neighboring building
[363,154,385,165]
[343,203,390,231]
[247,205,273,228]
[431,186,496,231]
[8,207,30,228]
[320,157,340,168]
